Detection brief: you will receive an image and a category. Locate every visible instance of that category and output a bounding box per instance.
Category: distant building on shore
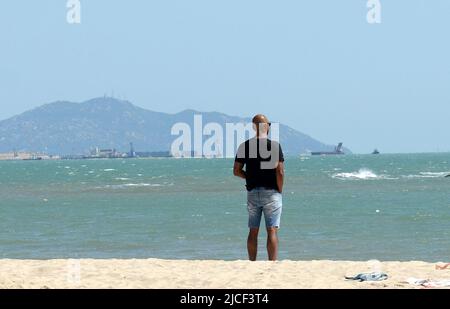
[86,144,172,159]
[1,142,173,161]
[0,152,58,161]
[89,147,124,159]
[129,142,136,158]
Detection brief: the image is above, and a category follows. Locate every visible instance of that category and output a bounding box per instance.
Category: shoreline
[1,259,449,289]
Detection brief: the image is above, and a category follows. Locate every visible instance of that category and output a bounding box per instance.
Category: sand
[1,259,449,289]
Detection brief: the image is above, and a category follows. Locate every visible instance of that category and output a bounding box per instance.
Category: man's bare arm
[233,162,246,179]
[276,162,284,193]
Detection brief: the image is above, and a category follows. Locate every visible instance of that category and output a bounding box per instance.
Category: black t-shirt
[234,138,284,191]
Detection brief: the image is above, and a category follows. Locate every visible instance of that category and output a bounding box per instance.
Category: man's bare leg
[247,228,259,261]
[266,227,278,261]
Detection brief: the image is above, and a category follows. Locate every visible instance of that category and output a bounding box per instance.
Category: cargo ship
[311,143,345,156]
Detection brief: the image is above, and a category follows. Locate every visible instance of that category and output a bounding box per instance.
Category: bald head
[252,114,270,125]
[252,114,270,136]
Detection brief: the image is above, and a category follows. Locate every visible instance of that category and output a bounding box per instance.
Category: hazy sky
[1,1,449,153]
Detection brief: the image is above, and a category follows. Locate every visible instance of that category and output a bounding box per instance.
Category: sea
[1,153,449,261]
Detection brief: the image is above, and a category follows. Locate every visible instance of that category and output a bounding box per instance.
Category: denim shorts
[247,188,283,229]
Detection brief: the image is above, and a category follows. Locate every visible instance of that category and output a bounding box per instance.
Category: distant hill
[0,97,350,156]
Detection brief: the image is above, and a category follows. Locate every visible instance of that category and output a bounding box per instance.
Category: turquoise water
[1,154,449,261]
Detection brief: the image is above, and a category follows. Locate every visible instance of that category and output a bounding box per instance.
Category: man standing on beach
[233,114,284,261]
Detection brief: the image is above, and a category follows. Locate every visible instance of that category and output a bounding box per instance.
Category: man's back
[235,137,284,192]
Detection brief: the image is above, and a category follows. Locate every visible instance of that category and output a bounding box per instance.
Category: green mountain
[0,97,349,156]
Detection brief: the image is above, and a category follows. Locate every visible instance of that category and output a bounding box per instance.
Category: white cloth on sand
[406,277,450,288]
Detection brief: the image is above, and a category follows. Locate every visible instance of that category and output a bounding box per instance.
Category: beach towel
[345,272,388,282]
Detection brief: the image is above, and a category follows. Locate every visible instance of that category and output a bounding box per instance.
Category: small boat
[372,149,380,155]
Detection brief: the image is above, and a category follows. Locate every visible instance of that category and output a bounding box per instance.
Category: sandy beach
[1,259,449,289]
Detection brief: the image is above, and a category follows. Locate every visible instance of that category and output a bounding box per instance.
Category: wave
[103,169,116,172]
[333,169,449,180]
[402,172,449,179]
[101,183,162,189]
[332,169,393,180]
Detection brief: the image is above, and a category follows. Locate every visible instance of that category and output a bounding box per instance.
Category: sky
[1,0,449,154]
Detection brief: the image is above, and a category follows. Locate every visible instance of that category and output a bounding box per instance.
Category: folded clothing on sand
[406,278,450,288]
[345,272,388,282]
[435,263,450,270]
